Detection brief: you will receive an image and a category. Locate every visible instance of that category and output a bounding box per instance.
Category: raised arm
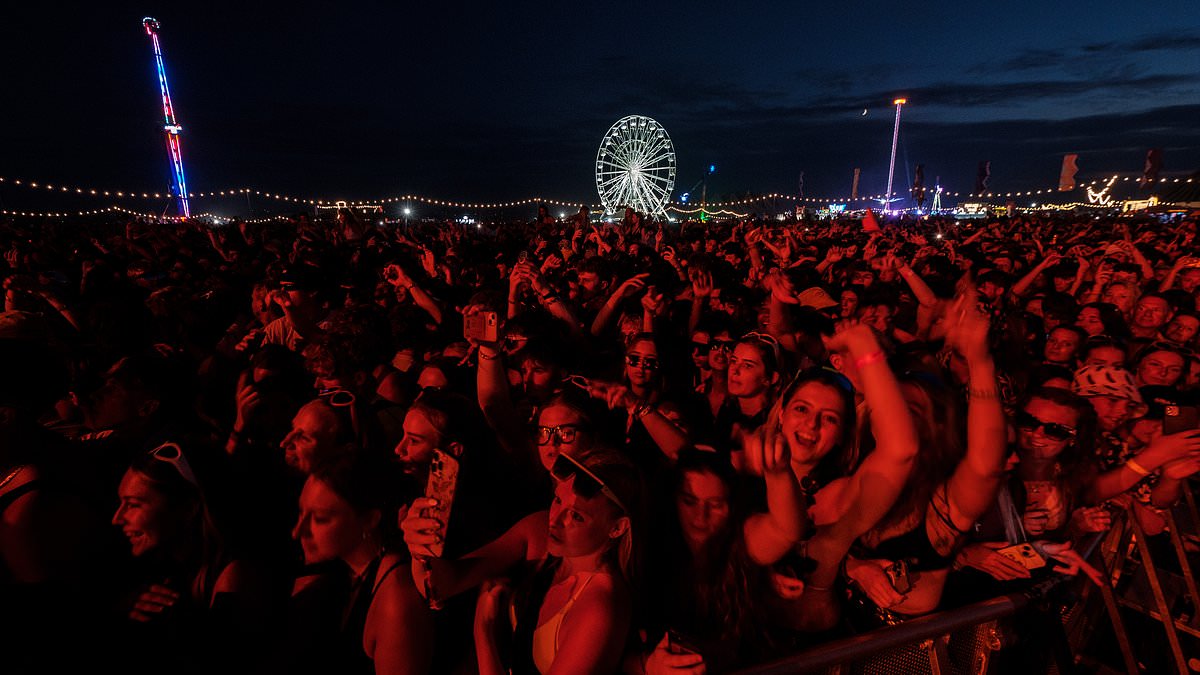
[834,325,919,534]
[942,293,1007,527]
[403,505,545,604]
[590,274,648,337]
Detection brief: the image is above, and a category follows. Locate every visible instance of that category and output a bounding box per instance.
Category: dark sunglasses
[711,339,736,353]
[625,354,660,370]
[691,341,712,354]
[150,442,199,486]
[1014,410,1076,441]
[551,452,627,514]
[536,424,581,446]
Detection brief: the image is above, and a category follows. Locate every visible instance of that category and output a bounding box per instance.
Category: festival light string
[0,173,1193,212]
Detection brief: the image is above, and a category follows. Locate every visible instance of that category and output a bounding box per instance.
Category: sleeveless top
[339,554,406,675]
[531,573,599,675]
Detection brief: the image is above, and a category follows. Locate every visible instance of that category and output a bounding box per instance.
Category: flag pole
[885,98,906,213]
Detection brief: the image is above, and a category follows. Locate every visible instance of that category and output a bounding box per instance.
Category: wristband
[854,350,886,369]
[967,388,1000,400]
[1126,458,1152,477]
[477,349,500,361]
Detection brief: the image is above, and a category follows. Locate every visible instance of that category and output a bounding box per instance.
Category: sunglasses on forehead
[150,442,199,486]
[1014,410,1077,441]
[551,452,627,514]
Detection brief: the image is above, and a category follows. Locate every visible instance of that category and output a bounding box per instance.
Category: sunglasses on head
[625,354,659,370]
[551,452,627,514]
[150,442,199,486]
[536,424,581,446]
[1014,410,1077,441]
[317,389,362,445]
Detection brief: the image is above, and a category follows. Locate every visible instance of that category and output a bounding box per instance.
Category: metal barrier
[733,576,1074,675]
[731,480,1200,675]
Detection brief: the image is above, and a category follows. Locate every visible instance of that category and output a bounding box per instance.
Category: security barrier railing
[733,478,1200,675]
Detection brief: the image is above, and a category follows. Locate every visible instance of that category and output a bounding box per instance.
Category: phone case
[997,543,1047,569]
[464,312,499,343]
[886,560,912,594]
[422,450,460,558]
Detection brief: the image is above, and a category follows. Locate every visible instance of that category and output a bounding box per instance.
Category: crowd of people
[2,204,1199,674]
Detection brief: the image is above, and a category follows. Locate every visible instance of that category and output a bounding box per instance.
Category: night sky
[2,1,1198,209]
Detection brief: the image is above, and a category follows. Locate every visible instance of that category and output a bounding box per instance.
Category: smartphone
[885,559,913,594]
[463,310,499,343]
[1163,405,1200,435]
[422,449,460,559]
[996,542,1047,570]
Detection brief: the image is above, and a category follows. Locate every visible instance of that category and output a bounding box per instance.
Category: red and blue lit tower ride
[143,17,190,218]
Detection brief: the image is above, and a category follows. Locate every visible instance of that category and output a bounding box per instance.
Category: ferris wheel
[595,115,676,218]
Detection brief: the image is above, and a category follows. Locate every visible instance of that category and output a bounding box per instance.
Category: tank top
[531,573,599,675]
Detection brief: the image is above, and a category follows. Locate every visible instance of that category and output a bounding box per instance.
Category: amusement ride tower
[142,17,190,217]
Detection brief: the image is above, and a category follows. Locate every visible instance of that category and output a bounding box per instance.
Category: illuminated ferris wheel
[595,115,676,218]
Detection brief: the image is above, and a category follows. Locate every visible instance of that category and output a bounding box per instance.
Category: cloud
[974,30,1200,74]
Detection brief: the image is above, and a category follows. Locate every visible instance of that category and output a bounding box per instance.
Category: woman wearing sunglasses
[401,446,642,675]
[951,387,1107,599]
[583,333,689,464]
[111,443,276,672]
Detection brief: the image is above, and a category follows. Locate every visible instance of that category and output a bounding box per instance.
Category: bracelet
[1126,458,1152,477]
[477,349,500,361]
[967,388,1000,400]
[854,351,886,369]
[633,402,655,420]
[541,295,559,304]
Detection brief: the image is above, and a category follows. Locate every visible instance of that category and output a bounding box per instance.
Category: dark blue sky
[2,1,1198,207]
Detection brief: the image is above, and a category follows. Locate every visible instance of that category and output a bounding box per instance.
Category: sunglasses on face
[536,424,581,445]
[150,442,199,486]
[711,339,736,353]
[551,452,627,514]
[691,341,712,355]
[625,354,659,370]
[1014,410,1077,441]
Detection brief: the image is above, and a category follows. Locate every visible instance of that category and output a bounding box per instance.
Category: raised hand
[615,273,651,299]
[942,291,991,363]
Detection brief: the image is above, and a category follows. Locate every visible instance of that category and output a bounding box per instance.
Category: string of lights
[0,173,1193,212]
[666,206,751,218]
[0,204,214,221]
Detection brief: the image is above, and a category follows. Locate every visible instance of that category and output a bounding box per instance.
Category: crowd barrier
[733,479,1200,675]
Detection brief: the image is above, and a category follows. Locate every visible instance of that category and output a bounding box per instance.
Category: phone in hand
[422,449,460,559]
[996,542,1047,569]
[1163,405,1200,435]
[885,559,912,594]
[463,310,500,343]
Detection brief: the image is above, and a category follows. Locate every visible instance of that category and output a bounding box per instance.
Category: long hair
[1012,386,1099,514]
[127,446,227,605]
[871,369,965,534]
[666,449,761,642]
